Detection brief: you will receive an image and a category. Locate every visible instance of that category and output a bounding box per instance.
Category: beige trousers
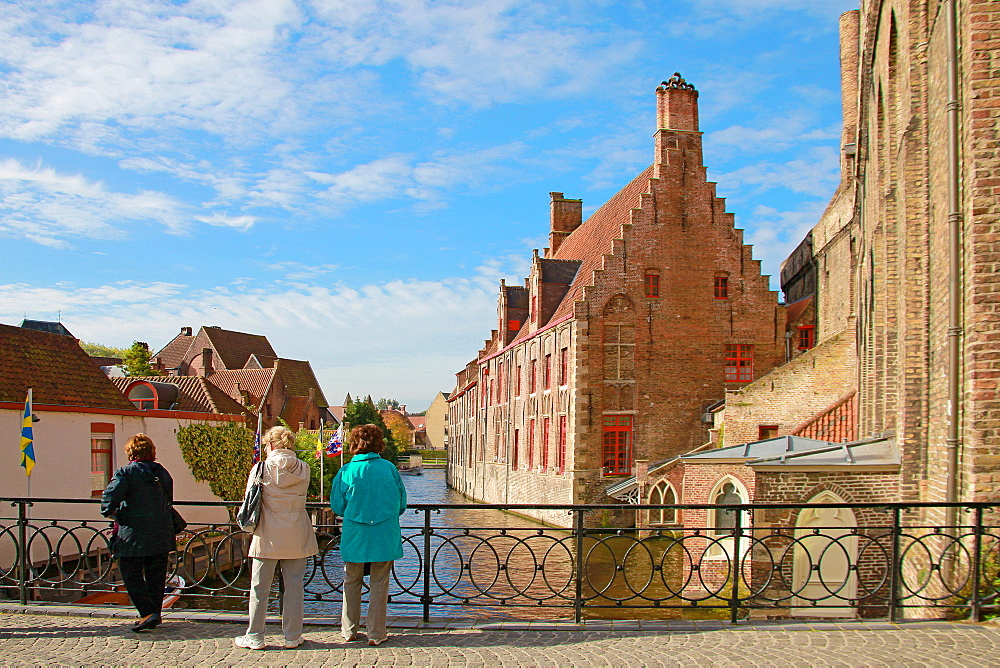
[341,561,392,641]
[247,557,307,643]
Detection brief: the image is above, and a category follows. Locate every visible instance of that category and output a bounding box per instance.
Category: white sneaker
[284,637,305,649]
[234,635,265,650]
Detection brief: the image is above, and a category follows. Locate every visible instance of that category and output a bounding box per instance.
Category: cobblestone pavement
[1,608,998,667]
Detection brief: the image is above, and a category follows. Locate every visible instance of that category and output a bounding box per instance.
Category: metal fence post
[422,508,432,623]
[16,501,29,605]
[971,506,984,622]
[574,509,585,624]
[729,506,743,625]
[888,507,901,623]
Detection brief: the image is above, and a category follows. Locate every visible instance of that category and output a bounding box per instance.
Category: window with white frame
[647,481,677,525]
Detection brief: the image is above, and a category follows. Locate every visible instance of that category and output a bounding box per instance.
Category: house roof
[274,358,328,407]
[0,323,135,409]
[153,331,194,370]
[790,391,857,443]
[154,326,277,372]
[208,368,276,409]
[502,167,655,350]
[20,319,75,337]
[604,435,897,501]
[408,416,427,430]
[201,326,277,370]
[746,437,898,469]
[681,435,841,461]
[329,405,345,422]
[784,295,814,326]
[110,375,248,415]
[280,395,310,428]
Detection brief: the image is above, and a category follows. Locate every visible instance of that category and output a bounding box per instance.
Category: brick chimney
[180,326,192,336]
[202,348,213,375]
[656,72,699,132]
[548,192,583,256]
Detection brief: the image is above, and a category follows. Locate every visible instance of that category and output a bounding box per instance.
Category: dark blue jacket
[101,461,176,557]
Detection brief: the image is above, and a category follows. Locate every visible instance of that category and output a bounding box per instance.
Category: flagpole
[318,420,325,502]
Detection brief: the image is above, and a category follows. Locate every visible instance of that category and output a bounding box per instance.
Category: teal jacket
[329,453,407,563]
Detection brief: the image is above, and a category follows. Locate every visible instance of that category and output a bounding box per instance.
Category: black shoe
[132,613,161,632]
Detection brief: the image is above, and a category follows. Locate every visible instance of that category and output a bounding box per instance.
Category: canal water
[303,467,571,620]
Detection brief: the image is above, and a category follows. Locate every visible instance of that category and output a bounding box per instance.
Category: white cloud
[0,159,186,244]
[705,113,840,158]
[742,201,828,287]
[193,212,256,231]
[712,146,840,200]
[0,257,524,406]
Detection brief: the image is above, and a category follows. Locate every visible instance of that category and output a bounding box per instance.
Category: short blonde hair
[350,424,385,455]
[125,433,156,461]
[264,425,295,450]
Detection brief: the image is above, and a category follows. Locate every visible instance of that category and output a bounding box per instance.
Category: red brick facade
[447,75,785,524]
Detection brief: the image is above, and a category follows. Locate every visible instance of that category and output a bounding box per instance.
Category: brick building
[152,325,331,431]
[611,1,999,617]
[447,74,786,523]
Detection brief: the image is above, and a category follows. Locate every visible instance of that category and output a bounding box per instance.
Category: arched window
[648,481,677,525]
[706,477,751,559]
[127,384,155,410]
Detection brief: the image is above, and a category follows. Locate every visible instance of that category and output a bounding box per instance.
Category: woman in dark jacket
[101,433,176,632]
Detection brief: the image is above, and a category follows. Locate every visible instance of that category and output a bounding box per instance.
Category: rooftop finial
[657,72,695,91]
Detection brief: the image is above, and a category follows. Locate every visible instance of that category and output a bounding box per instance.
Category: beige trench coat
[246,448,319,560]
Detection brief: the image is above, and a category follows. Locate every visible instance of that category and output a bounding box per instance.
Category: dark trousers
[118,553,170,617]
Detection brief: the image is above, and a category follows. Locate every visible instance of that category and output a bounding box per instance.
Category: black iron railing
[1,498,998,623]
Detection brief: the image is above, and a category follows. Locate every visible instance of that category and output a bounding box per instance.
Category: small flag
[315,422,325,459]
[253,412,263,463]
[326,423,344,457]
[20,389,35,477]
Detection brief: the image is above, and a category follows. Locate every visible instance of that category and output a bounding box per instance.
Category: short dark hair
[125,433,156,461]
[350,424,385,455]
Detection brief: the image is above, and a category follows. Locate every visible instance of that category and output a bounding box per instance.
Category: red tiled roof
[501,166,654,353]
[791,391,857,443]
[208,368,276,410]
[274,358,328,407]
[280,395,310,429]
[0,323,135,409]
[408,416,426,430]
[549,166,654,319]
[202,326,276,370]
[785,295,814,327]
[153,332,194,370]
[110,376,249,416]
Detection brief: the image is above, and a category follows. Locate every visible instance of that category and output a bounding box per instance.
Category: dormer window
[128,384,155,410]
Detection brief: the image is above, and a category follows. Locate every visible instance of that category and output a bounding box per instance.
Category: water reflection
[307,468,573,620]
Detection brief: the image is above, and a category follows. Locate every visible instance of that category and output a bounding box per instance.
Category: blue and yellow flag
[20,388,35,476]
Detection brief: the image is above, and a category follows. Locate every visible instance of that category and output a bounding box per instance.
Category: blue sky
[0,0,856,410]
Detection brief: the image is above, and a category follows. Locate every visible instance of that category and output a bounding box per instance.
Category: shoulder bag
[237,461,265,532]
[155,473,188,535]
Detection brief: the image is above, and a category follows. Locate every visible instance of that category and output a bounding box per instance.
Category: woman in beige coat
[234,426,319,651]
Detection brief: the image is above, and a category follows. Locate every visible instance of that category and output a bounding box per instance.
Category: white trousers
[246,557,307,642]
[342,561,392,642]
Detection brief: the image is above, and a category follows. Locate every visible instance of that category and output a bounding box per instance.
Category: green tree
[122,341,160,376]
[375,397,400,410]
[295,429,341,499]
[80,341,129,358]
[344,398,398,463]
[176,423,255,518]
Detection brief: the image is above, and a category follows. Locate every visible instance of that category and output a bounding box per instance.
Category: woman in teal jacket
[329,424,407,646]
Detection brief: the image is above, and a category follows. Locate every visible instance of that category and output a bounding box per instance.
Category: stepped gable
[208,368,276,409]
[110,375,249,415]
[274,358,328,407]
[0,323,134,409]
[201,326,277,370]
[548,166,654,321]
